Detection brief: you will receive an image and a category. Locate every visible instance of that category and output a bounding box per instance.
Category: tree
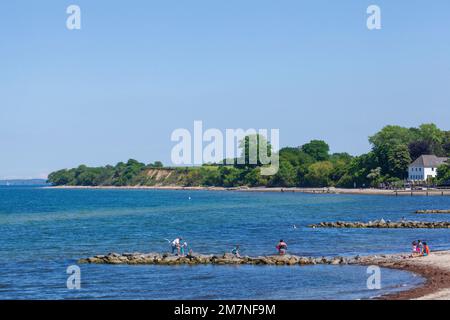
[301,140,330,161]
[437,162,450,186]
[330,152,353,163]
[408,140,431,161]
[279,147,314,167]
[367,167,382,187]
[268,160,297,187]
[112,159,146,185]
[417,123,444,155]
[386,144,411,178]
[183,169,203,186]
[238,134,272,168]
[219,166,243,187]
[244,168,269,187]
[149,161,163,168]
[331,158,351,183]
[443,131,450,156]
[337,152,378,188]
[47,169,75,185]
[200,167,222,186]
[369,125,414,149]
[304,161,334,187]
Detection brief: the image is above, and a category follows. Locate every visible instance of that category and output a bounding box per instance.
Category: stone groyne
[78,252,384,266]
[416,210,450,214]
[309,220,450,229]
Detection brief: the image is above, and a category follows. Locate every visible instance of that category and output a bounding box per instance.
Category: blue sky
[1,1,450,179]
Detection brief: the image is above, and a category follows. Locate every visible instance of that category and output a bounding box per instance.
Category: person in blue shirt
[231,245,241,258]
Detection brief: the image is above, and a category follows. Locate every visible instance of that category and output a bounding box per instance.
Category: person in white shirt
[171,237,182,255]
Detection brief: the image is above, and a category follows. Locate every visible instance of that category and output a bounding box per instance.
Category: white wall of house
[408,166,438,181]
[424,167,437,180]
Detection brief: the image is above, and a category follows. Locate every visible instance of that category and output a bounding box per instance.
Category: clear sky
[1,1,450,179]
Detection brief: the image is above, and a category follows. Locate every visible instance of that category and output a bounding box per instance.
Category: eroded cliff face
[142,168,189,186]
[145,168,174,181]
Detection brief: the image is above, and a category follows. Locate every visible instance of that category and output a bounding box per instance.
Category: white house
[408,155,448,182]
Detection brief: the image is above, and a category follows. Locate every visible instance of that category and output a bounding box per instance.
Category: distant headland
[0,179,48,186]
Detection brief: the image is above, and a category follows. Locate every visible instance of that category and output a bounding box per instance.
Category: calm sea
[3,186,450,299]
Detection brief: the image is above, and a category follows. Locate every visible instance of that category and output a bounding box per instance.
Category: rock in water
[309,220,450,229]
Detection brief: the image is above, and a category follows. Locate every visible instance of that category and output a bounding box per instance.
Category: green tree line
[48,124,450,188]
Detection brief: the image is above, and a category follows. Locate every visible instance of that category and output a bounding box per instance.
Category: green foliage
[244,168,269,187]
[443,131,450,156]
[417,123,444,156]
[300,140,330,161]
[219,166,243,187]
[48,125,450,188]
[437,162,450,185]
[369,125,414,149]
[238,134,272,168]
[48,159,147,186]
[304,161,334,187]
[268,160,297,187]
[367,167,382,187]
[47,169,75,186]
[386,144,411,179]
[408,140,431,161]
[200,167,222,186]
[149,161,164,168]
[336,152,378,188]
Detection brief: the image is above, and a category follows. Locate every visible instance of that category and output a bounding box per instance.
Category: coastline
[364,250,450,300]
[45,185,450,299]
[79,249,450,300]
[44,185,450,196]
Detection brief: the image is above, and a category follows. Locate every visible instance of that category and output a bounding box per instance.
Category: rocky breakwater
[78,252,361,266]
[309,219,450,229]
[416,210,450,214]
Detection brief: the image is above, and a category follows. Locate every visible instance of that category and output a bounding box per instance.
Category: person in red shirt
[276,240,288,255]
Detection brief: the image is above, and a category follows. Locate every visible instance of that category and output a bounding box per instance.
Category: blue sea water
[2,186,450,299]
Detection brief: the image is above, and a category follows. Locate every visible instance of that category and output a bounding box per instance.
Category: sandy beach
[367,250,450,300]
[45,185,450,196]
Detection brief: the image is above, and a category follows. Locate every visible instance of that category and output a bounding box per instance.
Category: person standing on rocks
[180,241,189,256]
[276,240,288,255]
[171,237,182,255]
[231,245,241,258]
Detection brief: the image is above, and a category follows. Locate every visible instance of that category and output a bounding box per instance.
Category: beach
[370,250,450,300]
[78,250,450,300]
[45,185,450,196]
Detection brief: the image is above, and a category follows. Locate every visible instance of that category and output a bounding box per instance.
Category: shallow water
[2,186,448,299]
